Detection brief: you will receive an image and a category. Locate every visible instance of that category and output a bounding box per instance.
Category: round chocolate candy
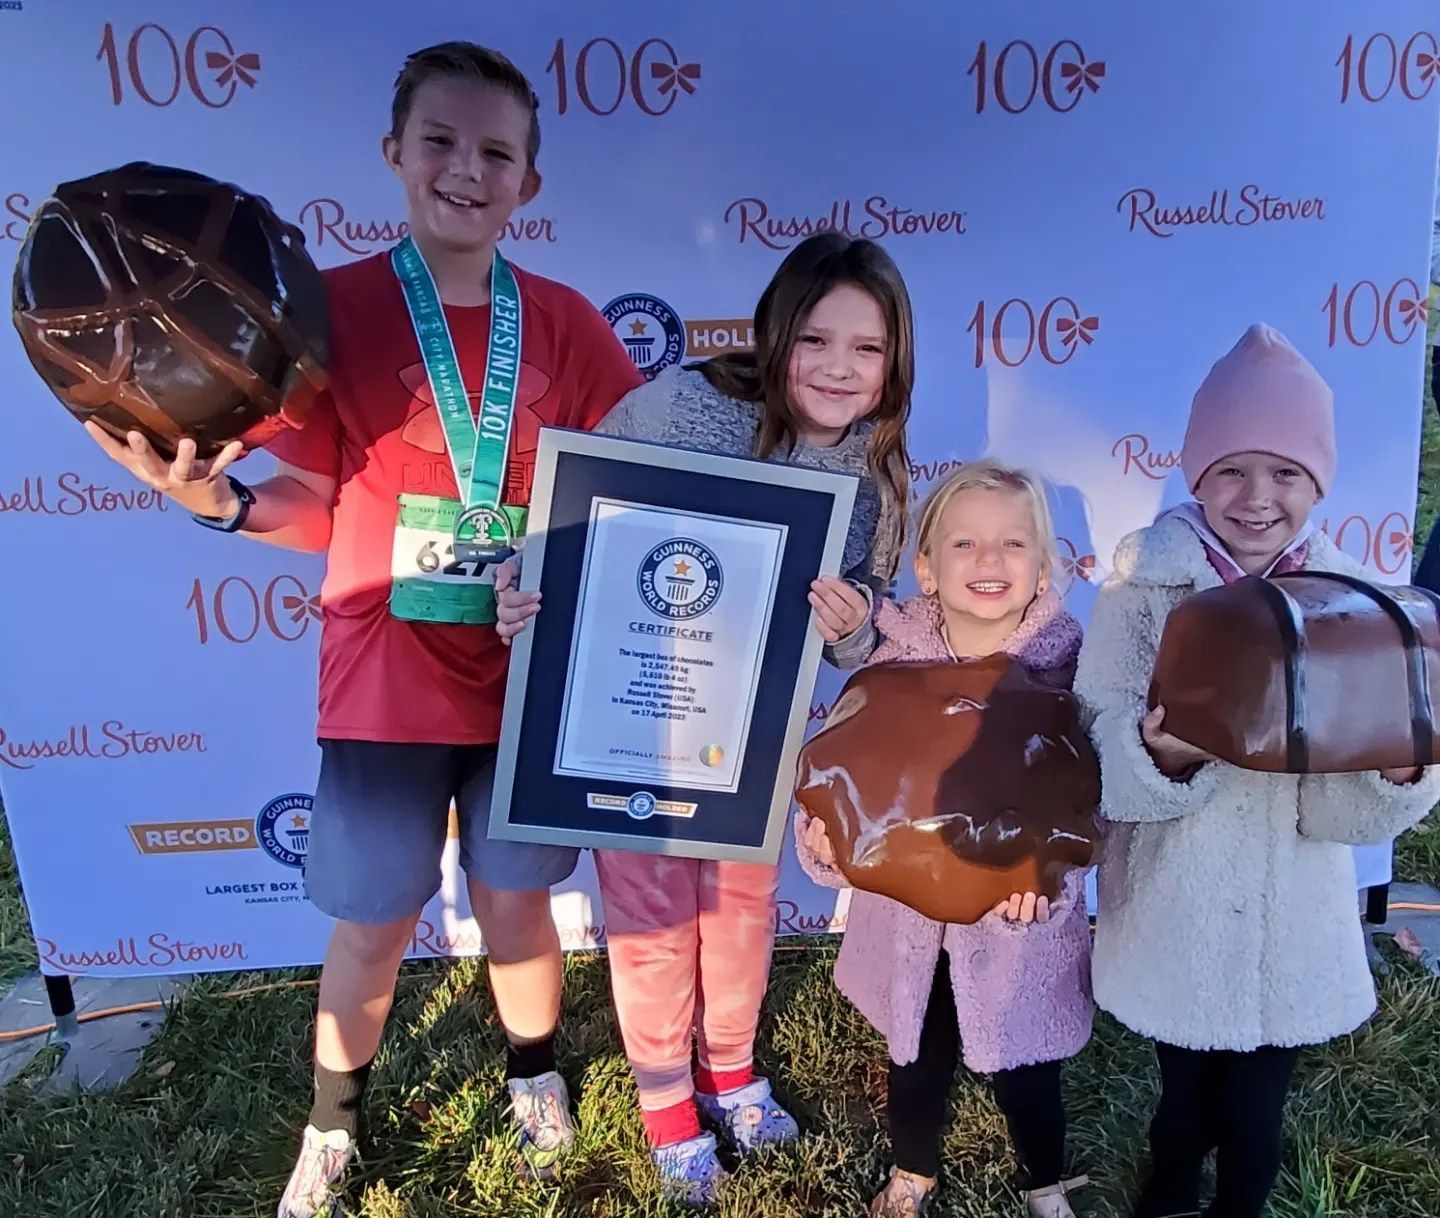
[12,162,328,459]
[795,655,1100,924]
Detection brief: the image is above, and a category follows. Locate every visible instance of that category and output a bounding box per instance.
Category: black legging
[1134,1041,1300,1218]
[1431,337,1440,416]
[887,950,1066,1185]
[1421,343,1440,592]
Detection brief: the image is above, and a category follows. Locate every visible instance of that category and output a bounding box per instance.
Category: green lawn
[1,936,1438,1217]
[0,816,36,984]
[1394,340,1440,890]
[2,371,1439,1217]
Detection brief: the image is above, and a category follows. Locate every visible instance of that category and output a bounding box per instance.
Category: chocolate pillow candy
[1150,572,1440,773]
[12,162,328,459]
[794,656,1100,924]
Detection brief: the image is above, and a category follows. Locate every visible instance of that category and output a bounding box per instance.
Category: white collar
[1160,501,1314,580]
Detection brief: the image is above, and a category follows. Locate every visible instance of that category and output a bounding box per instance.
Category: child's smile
[1195,450,1319,574]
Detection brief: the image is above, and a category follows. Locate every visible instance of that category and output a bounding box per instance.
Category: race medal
[388,237,525,624]
[454,503,519,565]
[389,495,526,624]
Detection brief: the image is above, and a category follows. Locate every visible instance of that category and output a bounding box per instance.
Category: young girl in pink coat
[798,460,1094,1218]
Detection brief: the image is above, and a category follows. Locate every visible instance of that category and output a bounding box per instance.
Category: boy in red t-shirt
[86,42,642,1214]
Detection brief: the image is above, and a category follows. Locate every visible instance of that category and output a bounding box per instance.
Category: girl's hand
[801,814,837,867]
[992,892,1051,924]
[809,576,869,643]
[494,560,540,645]
[1141,705,1216,779]
[84,423,245,518]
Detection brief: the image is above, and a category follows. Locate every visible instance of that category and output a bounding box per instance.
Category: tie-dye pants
[594,849,780,1110]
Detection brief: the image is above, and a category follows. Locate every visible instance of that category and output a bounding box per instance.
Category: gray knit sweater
[595,366,888,668]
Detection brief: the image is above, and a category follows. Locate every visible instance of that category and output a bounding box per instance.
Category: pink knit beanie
[1180,323,1336,495]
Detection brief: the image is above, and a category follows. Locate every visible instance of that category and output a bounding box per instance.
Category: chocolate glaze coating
[12,162,328,459]
[1150,572,1440,773]
[794,656,1100,924]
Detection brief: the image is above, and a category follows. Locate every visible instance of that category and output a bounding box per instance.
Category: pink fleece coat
[795,592,1095,1071]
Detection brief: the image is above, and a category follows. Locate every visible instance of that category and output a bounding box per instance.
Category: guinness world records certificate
[491,428,858,863]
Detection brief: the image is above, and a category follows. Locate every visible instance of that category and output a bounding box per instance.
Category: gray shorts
[303,739,579,924]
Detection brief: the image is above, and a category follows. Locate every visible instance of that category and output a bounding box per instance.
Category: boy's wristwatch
[191,476,255,533]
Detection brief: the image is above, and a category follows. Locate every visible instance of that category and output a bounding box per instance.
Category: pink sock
[694,1064,754,1096]
[641,1098,702,1148]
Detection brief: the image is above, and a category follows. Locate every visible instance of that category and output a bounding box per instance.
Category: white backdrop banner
[2,1,1438,975]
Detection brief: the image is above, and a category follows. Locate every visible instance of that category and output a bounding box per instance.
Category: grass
[1394,335,1440,891]
[2,355,1439,1216]
[0,813,37,984]
[2,944,1440,1218]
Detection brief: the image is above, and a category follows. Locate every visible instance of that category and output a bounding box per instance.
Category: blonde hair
[914,458,1059,576]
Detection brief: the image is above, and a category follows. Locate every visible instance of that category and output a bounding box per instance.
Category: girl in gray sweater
[498,233,914,1203]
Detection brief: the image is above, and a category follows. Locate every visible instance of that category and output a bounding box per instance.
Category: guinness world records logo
[603,293,685,381]
[638,538,723,620]
[256,793,313,869]
[626,791,657,820]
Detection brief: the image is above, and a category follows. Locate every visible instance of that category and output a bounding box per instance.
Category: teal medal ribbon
[391,235,523,563]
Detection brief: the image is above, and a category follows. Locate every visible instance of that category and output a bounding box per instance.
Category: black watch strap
[191,476,255,533]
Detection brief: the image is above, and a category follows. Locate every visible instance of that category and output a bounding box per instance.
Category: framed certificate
[490,427,859,863]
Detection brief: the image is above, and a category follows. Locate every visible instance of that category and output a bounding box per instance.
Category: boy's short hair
[391,42,542,168]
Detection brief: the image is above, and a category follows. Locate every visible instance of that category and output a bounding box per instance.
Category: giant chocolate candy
[1150,571,1440,773]
[794,656,1100,925]
[12,162,328,459]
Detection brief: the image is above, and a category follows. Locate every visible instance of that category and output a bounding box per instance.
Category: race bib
[388,494,526,625]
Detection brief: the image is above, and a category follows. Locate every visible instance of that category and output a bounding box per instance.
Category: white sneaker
[506,1070,577,1180]
[276,1125,353,1218]
[1024,1174,1089,1218]
[869,1167,935,1217]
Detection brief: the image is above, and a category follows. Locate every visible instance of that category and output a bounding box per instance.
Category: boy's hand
[84,423,244,518]
[1141,705,1216,778]
[494,560,540,645]
[809,576,869,643]
[801,814,836,868]
[992,892,1051,924]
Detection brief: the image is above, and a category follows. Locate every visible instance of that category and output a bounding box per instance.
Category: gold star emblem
[673,559,692,577]
[628,319,648,336]
[290,814,308,830]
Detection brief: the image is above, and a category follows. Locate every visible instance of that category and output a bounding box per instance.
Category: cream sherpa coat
[1073,514,1440,1050]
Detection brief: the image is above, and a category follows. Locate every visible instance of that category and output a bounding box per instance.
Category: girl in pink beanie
[1174,321,1336,580]
[1074,323,1440,1218]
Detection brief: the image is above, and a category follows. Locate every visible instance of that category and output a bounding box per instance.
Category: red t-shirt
[267,252,643,744]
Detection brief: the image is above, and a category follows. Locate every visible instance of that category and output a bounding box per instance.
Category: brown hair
[695,234,915,582]
[391,42,542,168]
